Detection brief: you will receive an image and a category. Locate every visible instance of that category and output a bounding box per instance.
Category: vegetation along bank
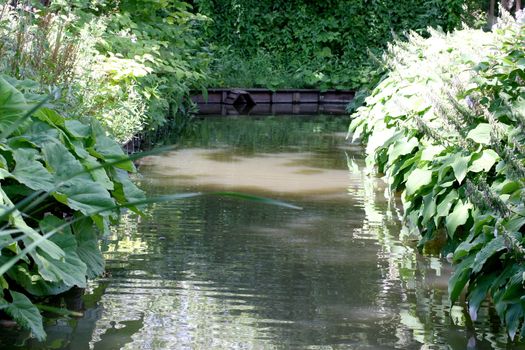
[0,0,525,343]
[196,0,486,89]
[1,0,211,144]
[349,13,525,339]
[0,0,202,339]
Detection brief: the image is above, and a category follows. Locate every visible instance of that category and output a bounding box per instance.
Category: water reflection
[1,116,523,349]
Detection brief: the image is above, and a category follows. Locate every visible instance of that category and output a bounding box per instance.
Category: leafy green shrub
[198,0,479,89]
[349,18,525,339]
[0,1,212,143]
[0,76,144,340]
[86,0,212,132]
[0,3,151,143]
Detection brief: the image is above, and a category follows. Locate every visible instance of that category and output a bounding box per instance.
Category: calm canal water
[1,116,522,349]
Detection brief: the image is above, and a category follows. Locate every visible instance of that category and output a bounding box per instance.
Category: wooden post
[488,0,496,28]
[292,92,300,104]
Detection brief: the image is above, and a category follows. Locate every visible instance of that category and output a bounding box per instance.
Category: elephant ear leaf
[32,215,88,288]
[0,291,45,341]
[11,148,55,192]
[72,216,105,279]
[41,142,116,216]
[0,77,28,135]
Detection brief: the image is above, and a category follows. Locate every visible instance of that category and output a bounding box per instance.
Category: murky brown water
[1,116,522,349]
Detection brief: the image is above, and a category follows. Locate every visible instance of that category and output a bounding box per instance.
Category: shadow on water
[1,115,524,349]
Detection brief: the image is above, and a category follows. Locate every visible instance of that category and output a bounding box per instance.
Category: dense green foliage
[349,17,525,339]
[0,77,145,339]
[0,0,211,142]
[197,0,485,89]
[3,0,524,342]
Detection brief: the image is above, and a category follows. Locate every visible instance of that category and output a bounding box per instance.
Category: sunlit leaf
[468,149,499,173]
[445,200,472,237]
[405,168,433,196]
[451,154,470,184]
[435,189,457,220]
[466,123,491,145]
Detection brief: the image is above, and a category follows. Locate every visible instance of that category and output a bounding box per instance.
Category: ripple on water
[1,116,521,350]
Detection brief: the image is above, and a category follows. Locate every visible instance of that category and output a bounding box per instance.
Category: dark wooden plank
[273,92,294,103]
[249,90,272,103]
[192,89,354,104]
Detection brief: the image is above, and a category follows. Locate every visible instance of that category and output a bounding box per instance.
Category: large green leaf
[0,187,65,261]
[445,200,472,237]
[111,169,145,214]
[472,235,506,274]
[7,263,71,296]
[3,291,45,341]
[11,148,54,192]
[82,155,114,191]
[64,120,91,139]
[421,193,436,226]
[387,137,418,165]
[498,180,521,195]
[91,129,135,172]
[33,108,65,128]
[30,215,87,288]
[42,141,86,180]
[405,168,433,196]
[72,216,104,279]
[41,141,116,216]
[467,123,491,145]
[453,232,486,261]
[449,255,474,303]
[20,121,60,145]
[451,154,470,184]
[0,77,28,133]
[505,303,523,341]
[435,189,458,220]
[505,216,525,232]
[469,149,499,173]
[55,177,116,216]
[467,273,496,321]
[421,145,445,161]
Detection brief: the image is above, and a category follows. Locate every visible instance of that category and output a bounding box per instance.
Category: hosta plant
[349,18,525,339]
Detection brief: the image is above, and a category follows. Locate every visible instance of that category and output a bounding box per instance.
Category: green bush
[0,1,212,143]
[0,76,145,340]
[197,0,483,89]
[349,16,525,339]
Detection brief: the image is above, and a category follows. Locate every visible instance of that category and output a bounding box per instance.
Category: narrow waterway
[1,116,521,349]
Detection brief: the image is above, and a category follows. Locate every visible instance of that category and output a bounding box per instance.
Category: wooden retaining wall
[191,88,354,116]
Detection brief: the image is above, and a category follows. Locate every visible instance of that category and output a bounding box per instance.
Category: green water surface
[0,116,521,350]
